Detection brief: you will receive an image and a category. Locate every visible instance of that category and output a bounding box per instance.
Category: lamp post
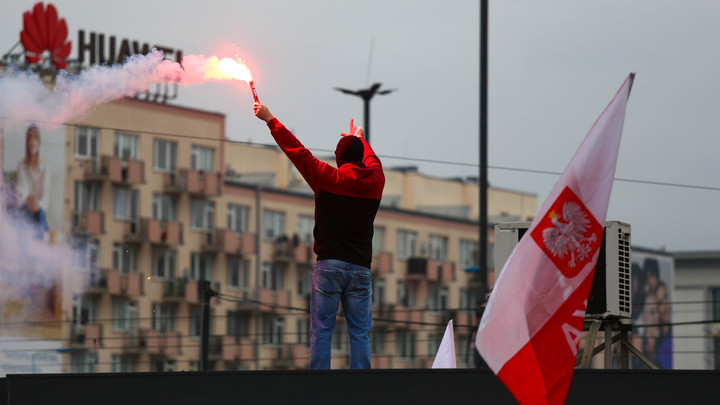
[334,83,395,144]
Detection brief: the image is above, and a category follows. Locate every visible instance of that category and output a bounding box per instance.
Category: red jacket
[267,118,385,268]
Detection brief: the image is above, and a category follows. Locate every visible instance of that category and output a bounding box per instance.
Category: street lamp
[334,83,396,144]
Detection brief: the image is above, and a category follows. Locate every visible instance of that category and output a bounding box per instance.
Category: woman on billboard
[15,124,50,240]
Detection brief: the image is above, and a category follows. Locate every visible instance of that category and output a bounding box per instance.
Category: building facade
[1,97,538,373]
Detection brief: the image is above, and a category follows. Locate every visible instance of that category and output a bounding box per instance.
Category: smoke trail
[0,49,183,129]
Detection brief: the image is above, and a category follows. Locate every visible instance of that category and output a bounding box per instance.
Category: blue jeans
[309,259,372,369]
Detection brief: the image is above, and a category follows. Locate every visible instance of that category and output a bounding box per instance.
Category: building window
[227,204,249,233]
[73,295,97,325]
[113,188,138,221]
[371,329,385,354]
[397,280,416,307]
[151,360,175,372]
[263,316,284,345]
[459,288,478,311]
[429,234,448,261]
[153,139,177,172]
[75,181,98,214]
[189,305,202,338]
[191,200,214,232]
[459,239,478,269]
[427,285,448,312]
[74,126,98,160]
[427,334,443,359]
[396,331,416,360]
[297,214,315,243]
[228,311,250,340]
[332,324,348,353]
[153,193,176,222]
[397,230,417,259]
[73,237,97,271]
[71,353,96,373]
[297,268,312,297]
[113,243,137,274]
[227,257,250,289]
[152,249,176,280]
[152,303,176,332]
[191,145,215,172]
[262,262,285,290]
[114,132,138,161]
[111,355,136,373]
[112,299,136,332]
[372,278,386,307]
[297,318,310,346]
[190,252,214,281]
[373,227,385,255]
[263,210,285,240]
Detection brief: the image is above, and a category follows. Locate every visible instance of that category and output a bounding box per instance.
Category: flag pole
[475,0,489,368]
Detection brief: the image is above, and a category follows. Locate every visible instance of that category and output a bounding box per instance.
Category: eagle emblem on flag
[531,186,603,277]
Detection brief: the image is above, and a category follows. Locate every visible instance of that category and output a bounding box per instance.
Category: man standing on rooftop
[253,102,385,369]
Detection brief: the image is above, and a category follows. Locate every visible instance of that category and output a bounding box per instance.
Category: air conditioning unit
[493,221,631,319]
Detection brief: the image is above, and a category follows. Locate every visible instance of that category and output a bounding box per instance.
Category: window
[227,204,249,233]
[73,237,97,271]
[427,285,448,312]
[371,329,385,354]
[112,300,136,332]
[396,331,416,360]
[429,234,448,261]
[332,324,348,353]
[427,334,443,359]
[297,268,312,297]
[114,132,138,161]
[262,262,284,290]
[74,126,98,160]
[73,295,97,325]
[372,278,386,307]
[460,239,479,269]
[191,145,215,172]
[152,249,176,280]
[153,193,176,222]
[712,288,720,321]
[228,311,250,339]
[152,303,175,332]
[191,200,214,232]
[111,355,136,373]
[397,230,417,259]
[189,305,202,338]
[113,243,137,274]
[263,316,284,345]
[297,318,310,346]
[151,360,175,372]
[297,214,315,242]
[263,210,285,240]
[227,257,250,289]
[372,227,385,255]
[459,288,478,311]
[75,182,98,214]
[190,253,213,281]
[71,353,96,373]
[397,280,416,307]
[113,188,138,221]
[153,139,177,172]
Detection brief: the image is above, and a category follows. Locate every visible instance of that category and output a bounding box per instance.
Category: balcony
[87,268,109,295]
[210,336,255,362]
[372,251,393,274]
[123,329,181,356]
[73,211,104,236]
[407,257,457,282]
[371,354,393,369]
[163,169,221,197]
[163,279,194,303]
[98,269,143,297]
[82,155,144,185]
[273,238,313,264]
[257,288,290,312]
[125,218,183,245]
[202,229,256,255]
[70,323,102,350]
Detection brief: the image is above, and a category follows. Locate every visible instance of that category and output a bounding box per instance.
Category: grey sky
[1,0,718,252]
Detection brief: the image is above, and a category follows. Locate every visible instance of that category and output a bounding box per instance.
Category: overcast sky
[2,0,718,252]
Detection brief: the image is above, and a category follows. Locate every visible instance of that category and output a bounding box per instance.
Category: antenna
[365,35,375,87]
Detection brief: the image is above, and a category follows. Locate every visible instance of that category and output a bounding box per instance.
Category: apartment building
[1,97,537,373]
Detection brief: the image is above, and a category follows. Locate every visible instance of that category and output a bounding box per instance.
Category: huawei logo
[20,2,72,69]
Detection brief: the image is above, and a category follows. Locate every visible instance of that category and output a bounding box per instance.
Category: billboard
[1,123,67,325]
[630,249,675,369]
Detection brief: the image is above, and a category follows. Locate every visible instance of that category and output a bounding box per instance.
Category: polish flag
[432,320,457,369]
[475,74,635,405]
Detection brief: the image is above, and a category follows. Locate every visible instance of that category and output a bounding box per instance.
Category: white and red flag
[432,320,457,369]
[475,74,635,405]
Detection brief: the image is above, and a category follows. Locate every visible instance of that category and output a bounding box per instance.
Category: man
[254,102,384,369]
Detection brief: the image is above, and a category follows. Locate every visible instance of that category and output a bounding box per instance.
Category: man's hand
[254,102,275,123]
[341,119,364,138]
